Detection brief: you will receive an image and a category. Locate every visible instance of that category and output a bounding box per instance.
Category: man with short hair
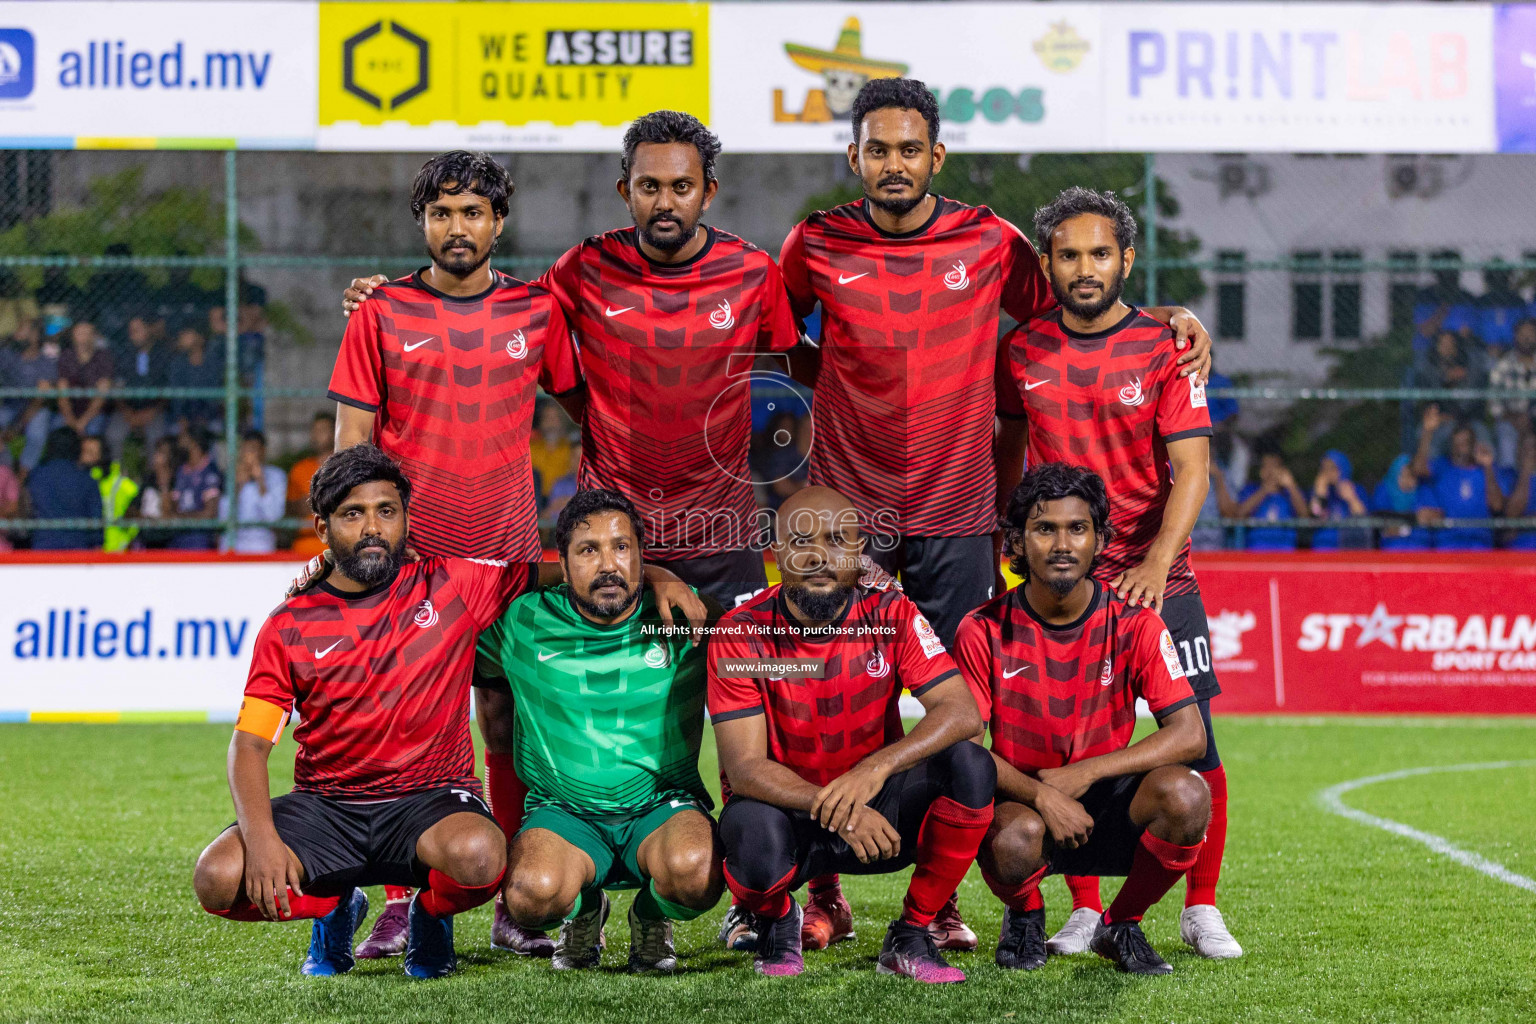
[956,464,1210,976]
[222,429,288,554]
[482,489,722,974]
[1488,318,1536,468]
[169,426,222,551]
[81,434,139,552]
[286,412,336,558]
[996,187,1240,959]
[1411,407,1509,551]
[709,486,994,983]
[25,426,101,550]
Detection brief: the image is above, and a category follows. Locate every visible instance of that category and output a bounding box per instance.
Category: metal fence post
[1143,151,1158,306]
[223,150,239,548]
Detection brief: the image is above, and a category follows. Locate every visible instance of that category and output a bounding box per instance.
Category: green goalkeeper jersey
[475,585,709,817]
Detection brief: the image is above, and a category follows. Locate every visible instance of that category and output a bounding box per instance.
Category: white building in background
[1157,153,1536,384]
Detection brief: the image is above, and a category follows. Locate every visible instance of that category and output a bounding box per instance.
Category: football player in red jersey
[196,445,704,978]
[955,464,1210,975]
[778,81,1212,947]
[327,152,583,956]
[708,486,995,983]
[997,189,1240,960]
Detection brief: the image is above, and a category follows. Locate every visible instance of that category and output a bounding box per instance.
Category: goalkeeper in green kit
[476,489,724,974]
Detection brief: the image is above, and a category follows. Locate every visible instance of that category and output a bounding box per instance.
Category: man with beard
[955,464,1210,975]
[707,486,994,983]
[777,78,1213,950]
[480,489,722,974]
[995,188,1239,960]
[327,151,583,956]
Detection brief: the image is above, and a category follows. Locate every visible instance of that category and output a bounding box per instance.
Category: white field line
[1318,760,1536,894]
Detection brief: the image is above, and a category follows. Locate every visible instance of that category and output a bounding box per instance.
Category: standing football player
[777,77,1212,947]
[956,464,1210,975]
[328,152,583,957]
[995,188,1239,959]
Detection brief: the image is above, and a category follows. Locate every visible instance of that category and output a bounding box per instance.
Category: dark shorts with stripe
[1045,773,1149,878]
[867,533,996,649]
[1160,591,1222,700]
[648,547,769,611]
[219,786,498,895]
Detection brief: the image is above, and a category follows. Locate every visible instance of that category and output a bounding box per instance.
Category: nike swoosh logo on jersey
[837,273,868,284]
[315,639,345,659]
[1024,380,1048,391]
[402,339,432,352]
[537,650,559,662]
[1002,666,1028,678]
[604,306,634,317]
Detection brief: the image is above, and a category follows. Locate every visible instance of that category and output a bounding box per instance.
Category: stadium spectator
[0,452,19,552]
[168,426,222,550]
[1371,454,1433,552]
[24,426,102,550]
[1308,450,1369,550]
[166,325,224,435]
[81,434,139,553]
[1235,449,1308,550]
[221,429,286,554]
[528,402,576,503]
[286,411,335,557]
[1410,409,1508,551]
[1502,434,1536,551]
[106,314,170,456]
[1191,366,1246,551]
[751,410,810,511]
[55,319,114,440]
[1487,318,1536,468]
[138,436,183,549]
[0,319,57,472]
[1407,335,1490,458]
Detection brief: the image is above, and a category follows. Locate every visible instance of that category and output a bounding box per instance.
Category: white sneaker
[1045,907,1102,955]
[1180,904,1244,959]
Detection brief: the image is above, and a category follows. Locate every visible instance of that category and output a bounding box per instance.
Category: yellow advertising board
[318,2,709,149]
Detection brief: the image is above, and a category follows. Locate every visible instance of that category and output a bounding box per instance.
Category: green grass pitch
[2,718,1534,1024]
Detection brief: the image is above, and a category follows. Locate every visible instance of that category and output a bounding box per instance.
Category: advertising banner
[1100,2,1495,153]
[0,558,303,717]
[1494,4,1536,151]
[1197,555,1536,715]
[0,1,316,149]
[708,3,1106,153]
[316,1,710,151]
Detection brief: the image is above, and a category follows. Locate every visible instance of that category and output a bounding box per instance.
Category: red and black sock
[982,863,1047,913]
[1105,832,1202,925]
[1065,874,1103,913]
[383,885,412,904]
[723,863,794,920]
[1186,764,1228,907]
[808,874,842,902]
[418,867,507,919]
[206,890,341,922]
[900,797,993,928]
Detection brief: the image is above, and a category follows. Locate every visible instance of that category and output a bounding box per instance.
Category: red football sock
[1065,875,1103,912]
[1186,765,1228,907]
[982,863,1047,913]
[724,863,794,920]
[1105,832,1202,925]
[901,798,993,927]
[383,886,412,904]
[418,867,507,919]
[808,874,842,900]
[206,890,341,922]
[484,751,528,837]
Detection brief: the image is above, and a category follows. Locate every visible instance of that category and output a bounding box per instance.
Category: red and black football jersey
[537,227,798,559]
[708,582,961,786]
[998,307,1213,598]
[780,197,1054,538]
[235,558,536,797]
[328,270,582,562]
[953,582,1195,774]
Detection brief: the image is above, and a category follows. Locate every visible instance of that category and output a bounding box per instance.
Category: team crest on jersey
[943,260,970,291]
[1159,629,1186,679]
[1118,376,1146,407]
[866,648,890,679]
[709,299,736,331]
[913,614,945,659]
[414,599,439,629]
[644,642,671,669]
[506,329,528,360]
[1099,657,1115,686]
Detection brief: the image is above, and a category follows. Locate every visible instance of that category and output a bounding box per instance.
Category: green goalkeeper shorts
[518,796,711,891]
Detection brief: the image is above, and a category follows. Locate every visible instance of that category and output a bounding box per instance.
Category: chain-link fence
[1,149,1533,552]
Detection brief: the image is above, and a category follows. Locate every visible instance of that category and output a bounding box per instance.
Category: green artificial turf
[2,718,1533,1023]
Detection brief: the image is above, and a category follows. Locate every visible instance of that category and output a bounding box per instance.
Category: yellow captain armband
[234,697,290,745]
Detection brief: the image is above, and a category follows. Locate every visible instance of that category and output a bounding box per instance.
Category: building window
[1292,251,1324,340]
[1388,250,1420,333]
[1215,250,1246,340]
[1331,250,1362,340]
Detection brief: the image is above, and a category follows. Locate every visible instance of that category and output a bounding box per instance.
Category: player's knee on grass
[193,828,245,911]
[928,739,998,808]
[979,804,1048,886]
[718,799,797,891]
[504,853,583,928]
[1139,766,1211,845]
[474,686,518,753]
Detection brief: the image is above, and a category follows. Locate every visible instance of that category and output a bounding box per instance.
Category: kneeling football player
[482,490,724,974]
[709,486,995,983]
[193,447,705,979]
[954,464,1210,976]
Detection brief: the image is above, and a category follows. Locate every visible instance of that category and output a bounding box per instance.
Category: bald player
[707,487,994,983]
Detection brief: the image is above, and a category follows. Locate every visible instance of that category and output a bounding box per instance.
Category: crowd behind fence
[1,150,1534,554]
